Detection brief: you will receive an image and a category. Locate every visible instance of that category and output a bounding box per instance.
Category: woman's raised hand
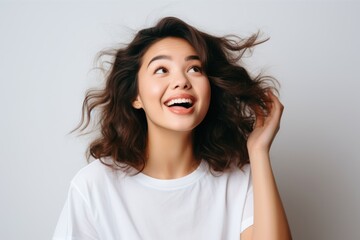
[247,90,284,156]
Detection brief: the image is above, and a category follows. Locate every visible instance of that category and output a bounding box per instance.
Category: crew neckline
[131,160,207,190]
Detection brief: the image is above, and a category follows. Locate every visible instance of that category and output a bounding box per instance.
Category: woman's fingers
[269,91,284,119]
[254,105,265,128]
[253,90,284,131]
[265,90,284,131]
[248,90,284,152]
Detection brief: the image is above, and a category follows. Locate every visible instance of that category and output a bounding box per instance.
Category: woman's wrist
[248,147,270,159]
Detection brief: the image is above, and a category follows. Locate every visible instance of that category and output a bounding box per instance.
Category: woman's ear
[132,98,143,109]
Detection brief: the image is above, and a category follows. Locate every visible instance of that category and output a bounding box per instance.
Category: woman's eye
[188,66,202,73]
[154,67,168,74]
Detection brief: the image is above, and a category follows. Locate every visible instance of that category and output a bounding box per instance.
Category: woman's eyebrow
[185,55,200,61]
[147,55,171,68]
[147,55,200,68]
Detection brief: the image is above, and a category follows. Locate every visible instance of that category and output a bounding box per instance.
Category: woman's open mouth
[164,95,196,114]
[165,98,193,109]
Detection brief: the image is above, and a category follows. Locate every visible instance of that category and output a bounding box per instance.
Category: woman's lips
[164,94,196,114]
[164,94,195,106]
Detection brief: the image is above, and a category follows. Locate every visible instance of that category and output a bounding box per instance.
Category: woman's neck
[142,127,199,179]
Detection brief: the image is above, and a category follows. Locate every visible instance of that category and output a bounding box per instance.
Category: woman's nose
[170,72,192,90]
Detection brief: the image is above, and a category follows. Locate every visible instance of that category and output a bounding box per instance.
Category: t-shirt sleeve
[240,172,254,233]
[53,182,99,240]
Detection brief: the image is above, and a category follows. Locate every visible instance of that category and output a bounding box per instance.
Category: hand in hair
[247,90,284,155]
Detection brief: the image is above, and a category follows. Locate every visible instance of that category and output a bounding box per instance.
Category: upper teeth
[166,98,193,106]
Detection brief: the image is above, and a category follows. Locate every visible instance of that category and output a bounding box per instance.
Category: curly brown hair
[76,17,277,172]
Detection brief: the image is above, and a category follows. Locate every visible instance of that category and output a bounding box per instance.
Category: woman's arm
[240,91,292,240]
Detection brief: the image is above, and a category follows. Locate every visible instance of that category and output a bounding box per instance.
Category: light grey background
[1,0,359,239]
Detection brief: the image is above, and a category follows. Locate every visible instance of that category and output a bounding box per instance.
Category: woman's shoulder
[213,162,251,178]
[202,161,251,186]
[70,158,128,188]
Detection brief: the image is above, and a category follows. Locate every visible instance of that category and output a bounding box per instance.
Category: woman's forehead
[142,37,199,62]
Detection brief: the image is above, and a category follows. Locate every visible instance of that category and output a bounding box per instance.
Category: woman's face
[134,37,211,133]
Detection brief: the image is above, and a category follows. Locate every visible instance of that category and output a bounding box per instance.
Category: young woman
[53,17,292,240]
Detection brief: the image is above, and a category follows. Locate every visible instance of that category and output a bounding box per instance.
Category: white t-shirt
[53,159,253,240]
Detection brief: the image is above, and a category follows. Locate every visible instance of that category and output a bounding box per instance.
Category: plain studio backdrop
[1,0,359,239]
